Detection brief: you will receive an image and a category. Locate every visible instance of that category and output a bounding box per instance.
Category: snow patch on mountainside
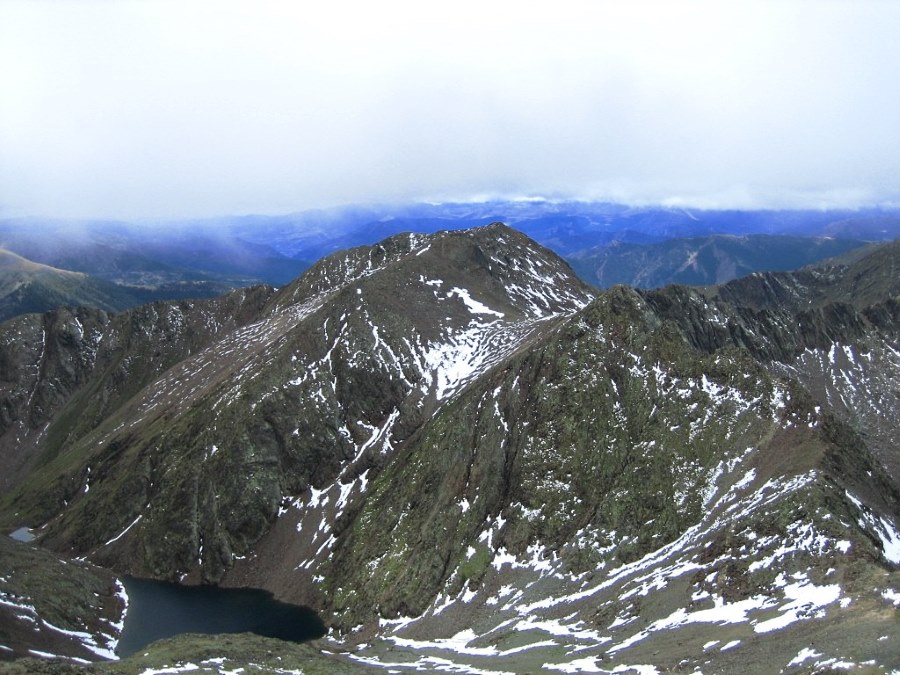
[349,445,875,673]
[0,579,127,661]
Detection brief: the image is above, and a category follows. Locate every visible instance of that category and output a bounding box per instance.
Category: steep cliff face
[1,228,898,673]
[0,286,276,493]
[641,240,900,483]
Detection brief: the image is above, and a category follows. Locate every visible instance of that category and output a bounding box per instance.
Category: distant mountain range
[0,247,251,323]
[0,247,129,321]
[0,221,312,321]
[568,234,872,288]
[2,201,898,322]
[199,200,900,260]
[0,219,311,287]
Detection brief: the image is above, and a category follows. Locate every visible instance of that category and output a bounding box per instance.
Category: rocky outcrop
[0,536,126,661]
[0,287,276,492]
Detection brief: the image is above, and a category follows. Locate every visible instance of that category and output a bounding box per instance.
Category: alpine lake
[117,576,326,657]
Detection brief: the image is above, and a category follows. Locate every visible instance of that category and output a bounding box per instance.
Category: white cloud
[1,0,899,218]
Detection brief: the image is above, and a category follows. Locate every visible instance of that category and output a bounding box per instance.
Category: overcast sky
[2,0,899,219]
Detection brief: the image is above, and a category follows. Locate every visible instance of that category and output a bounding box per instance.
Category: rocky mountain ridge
[1,226,898,672]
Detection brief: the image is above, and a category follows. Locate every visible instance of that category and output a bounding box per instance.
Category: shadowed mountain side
[0,286,278,493]
[567,234,869,289]
[0,224,594,579]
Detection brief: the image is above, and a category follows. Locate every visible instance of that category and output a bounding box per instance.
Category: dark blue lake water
[116,577,326,657]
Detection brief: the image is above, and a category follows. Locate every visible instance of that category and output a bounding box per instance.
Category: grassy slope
[0,249,139,322]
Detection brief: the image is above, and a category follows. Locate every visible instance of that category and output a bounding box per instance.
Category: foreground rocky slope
[0,536,126,662]
[1,227,898,673]
[330,266,899,672]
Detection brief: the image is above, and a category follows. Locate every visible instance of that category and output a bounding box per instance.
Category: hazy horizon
[2,197,898,229]
[3,1,900,220]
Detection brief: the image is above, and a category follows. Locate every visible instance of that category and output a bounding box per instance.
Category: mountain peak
[271,223,594,319]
